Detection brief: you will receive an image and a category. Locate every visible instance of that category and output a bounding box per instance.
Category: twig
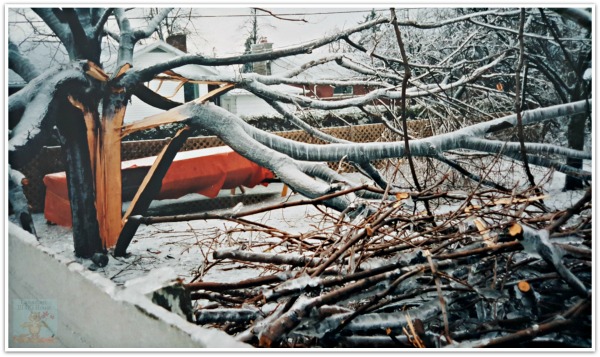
[213,249,323,268]
[546,187,591,232]
[514,8,538,190]
[253,8,309,23]
[132,184,370,225]
[185,272,293,292]
[425,251,452,343]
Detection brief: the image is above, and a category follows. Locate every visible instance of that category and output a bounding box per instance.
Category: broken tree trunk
[114,127,193,257]
[120,83,234,138]
[96,80,128,248]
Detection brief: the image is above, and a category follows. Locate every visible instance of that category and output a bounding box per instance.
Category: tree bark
[56,101,104,258]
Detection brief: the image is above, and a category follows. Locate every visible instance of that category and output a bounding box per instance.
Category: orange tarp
[43,146,274,227]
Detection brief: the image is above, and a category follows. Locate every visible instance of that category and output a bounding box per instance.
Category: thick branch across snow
[139,98,590,215]
[181,100,591,170]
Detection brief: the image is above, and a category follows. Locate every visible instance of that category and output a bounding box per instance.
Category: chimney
[250,37,272,75]
[166,33,187,53]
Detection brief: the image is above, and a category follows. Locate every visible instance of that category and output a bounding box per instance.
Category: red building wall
[290,84,396,107]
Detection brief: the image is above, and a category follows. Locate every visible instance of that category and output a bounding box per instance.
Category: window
[184,83,199,102]
[333,85,353,96]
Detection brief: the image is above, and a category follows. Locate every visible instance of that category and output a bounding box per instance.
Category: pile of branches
[180,183,591,348]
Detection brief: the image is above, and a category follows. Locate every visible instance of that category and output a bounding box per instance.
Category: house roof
[116,40,218,78]
[270,52,370,81]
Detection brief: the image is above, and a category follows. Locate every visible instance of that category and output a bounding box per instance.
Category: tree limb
[133,8,173,41]
[32,8,72,48]
[549,8,591,30]
[9,65,89,169]
[93,8,114,40]
[8,40,40,82]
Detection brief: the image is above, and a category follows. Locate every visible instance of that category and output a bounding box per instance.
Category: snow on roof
[109,40,218,78]
[210,64,241,78]
[270,52,370,81]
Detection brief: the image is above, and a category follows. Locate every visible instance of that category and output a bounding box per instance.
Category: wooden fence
[20,121,434,212]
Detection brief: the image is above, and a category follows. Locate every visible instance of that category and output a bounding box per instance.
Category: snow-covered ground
[18,159,589,287]
[23,182,327,286]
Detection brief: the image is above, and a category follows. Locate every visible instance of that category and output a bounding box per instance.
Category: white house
[120,40,219,124]
[220,84,302,118]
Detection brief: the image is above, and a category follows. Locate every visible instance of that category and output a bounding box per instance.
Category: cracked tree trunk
[96,92,127,248]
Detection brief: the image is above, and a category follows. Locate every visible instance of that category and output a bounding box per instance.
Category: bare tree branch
[8,39,40,82]
[93,8,113,39]
[133,7,173,40]
[254,7,308,23]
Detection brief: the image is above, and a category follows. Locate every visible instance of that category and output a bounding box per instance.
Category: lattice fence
[20,120,434,212]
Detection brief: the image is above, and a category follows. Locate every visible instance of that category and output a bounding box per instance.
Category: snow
[23,184,325,287]
[582,68,592,80]
[20,155,589,289]
[8,155,591,347]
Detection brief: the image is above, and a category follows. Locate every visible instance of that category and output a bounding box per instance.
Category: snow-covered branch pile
[182,183,591,348]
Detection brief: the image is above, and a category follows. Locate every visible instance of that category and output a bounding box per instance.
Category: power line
[8,9,387,24]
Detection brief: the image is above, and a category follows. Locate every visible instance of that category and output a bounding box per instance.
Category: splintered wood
[75,63,236,248]
[120,83,234,138]
[177,186,591,348]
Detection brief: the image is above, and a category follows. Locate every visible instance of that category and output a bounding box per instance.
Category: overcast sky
[175,7,381,56]
[7,6,384,71]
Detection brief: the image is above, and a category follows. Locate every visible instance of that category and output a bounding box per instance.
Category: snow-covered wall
[235,94,279,117]
[221,91,296,118]
[7,223,249,349]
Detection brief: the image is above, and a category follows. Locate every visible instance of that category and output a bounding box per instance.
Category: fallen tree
[7,6,592,348]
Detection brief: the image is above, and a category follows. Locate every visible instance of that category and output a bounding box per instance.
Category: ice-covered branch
[114,8,135,67]
[550,8,591,30]
[171,99,590,175]
[93,8,113,39]
[469,18,587,43]
[32,8,71,47]
[237,55,505,111]
[395,9,519,29]
[8,40,40,82]
[133,8,173,40]
[9,65,88,169]
[466,137,591,160]
[182,103,359,213]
